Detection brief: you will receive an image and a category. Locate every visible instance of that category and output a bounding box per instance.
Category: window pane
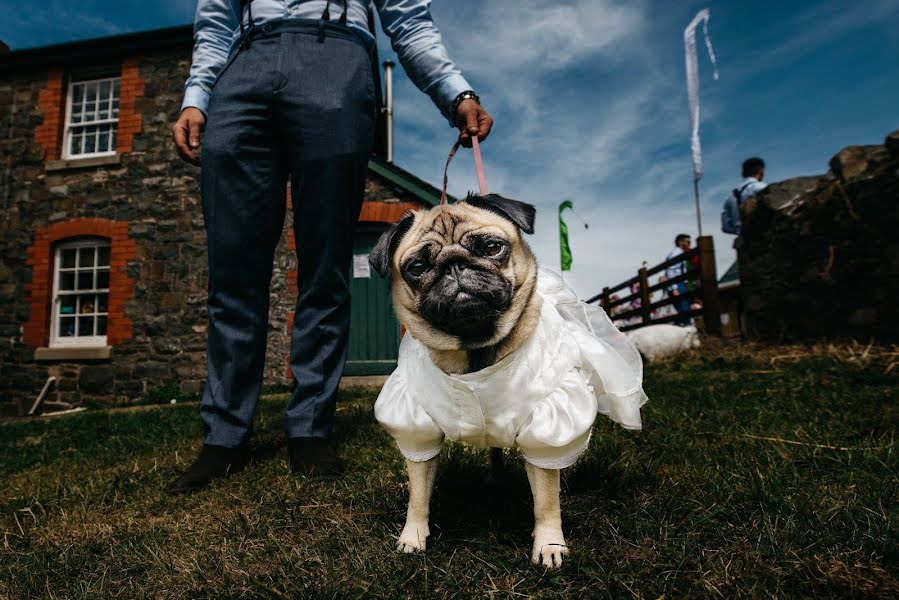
[79,295,95,314]
[96,315,107,336]
[99,80,110,101]
[98,107,109,121]
[97,246,110,266]
[97,293,108,313]
[61,248,76,268]
[84,132,96,154]
[86,82,97,102]
[84,103,96,121]
[96,270,109,289]
[59,317,75,338]
[78,316,94,337]
[111,98,119,116]
[110,129,117,149]
[71,112,82,124]
[78,246,95,268]
[59,294,76,315]
[72,84,84,104]
[113,79,120,98]
[98,131,109,152]
[69,133,82,156]
[60,272,75,291]
[77,271,93,290]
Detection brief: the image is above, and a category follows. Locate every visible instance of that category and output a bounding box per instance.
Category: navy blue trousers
[199,21,376,447]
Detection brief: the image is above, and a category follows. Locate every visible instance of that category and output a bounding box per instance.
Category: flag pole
[693,178,703,237]
[684,8,717,240]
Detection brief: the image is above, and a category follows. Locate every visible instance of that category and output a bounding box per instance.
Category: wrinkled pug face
[369,194,539,352]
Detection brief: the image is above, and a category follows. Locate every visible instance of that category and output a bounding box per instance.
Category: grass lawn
[1,346,897,598]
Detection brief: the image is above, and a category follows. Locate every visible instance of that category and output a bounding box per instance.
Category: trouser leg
[199,37,287,447]
[276,31,376,439]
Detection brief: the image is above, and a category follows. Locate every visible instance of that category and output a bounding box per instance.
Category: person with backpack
[721,157,768,235]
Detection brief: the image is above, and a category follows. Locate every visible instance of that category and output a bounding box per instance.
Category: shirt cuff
[430,73,474,126]
[519,431,592,470]
[181,85,211,117]
[396,440,443,462]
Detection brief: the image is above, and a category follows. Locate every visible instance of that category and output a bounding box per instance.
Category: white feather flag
[684,9,719,182]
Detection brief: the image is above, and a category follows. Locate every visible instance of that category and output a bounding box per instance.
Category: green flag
[559,200,574,271]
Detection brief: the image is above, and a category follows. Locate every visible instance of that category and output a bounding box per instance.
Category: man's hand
[454,99,493,148]
[172,107,206,165]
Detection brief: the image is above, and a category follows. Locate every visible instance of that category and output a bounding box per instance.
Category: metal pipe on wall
[383,60,394,163]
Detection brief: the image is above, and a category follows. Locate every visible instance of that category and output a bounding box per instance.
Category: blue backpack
[721,182,753,234]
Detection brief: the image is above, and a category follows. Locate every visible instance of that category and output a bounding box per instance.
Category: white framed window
[63,77,120,159]
[50,239,110,348]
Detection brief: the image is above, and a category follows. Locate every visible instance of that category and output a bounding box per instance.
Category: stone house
[0,25,442,415]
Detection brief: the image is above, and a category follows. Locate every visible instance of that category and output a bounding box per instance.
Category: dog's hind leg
[524,461,568,568]
[397,457,437,553]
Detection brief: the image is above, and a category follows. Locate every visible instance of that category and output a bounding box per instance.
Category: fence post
[638,267,651,325]
[697,235,722,336]
[601,286,610,313]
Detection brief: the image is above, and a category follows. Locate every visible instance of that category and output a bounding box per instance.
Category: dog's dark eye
[483,240,505,257]
[406,260,428,277]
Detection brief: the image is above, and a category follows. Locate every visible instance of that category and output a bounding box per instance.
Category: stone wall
[738,129,899,342]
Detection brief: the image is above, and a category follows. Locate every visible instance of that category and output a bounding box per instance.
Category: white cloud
[439,0,645,76]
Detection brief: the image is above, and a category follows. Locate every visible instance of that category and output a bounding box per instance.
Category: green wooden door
[345,229,401,375]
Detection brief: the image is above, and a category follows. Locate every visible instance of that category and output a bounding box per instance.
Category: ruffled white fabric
[375,268,648,469]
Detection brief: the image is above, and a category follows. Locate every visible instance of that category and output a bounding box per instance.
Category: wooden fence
[586,235,722,335]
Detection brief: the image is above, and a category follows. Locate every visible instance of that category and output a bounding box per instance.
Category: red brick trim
[116,57,145,154]
[34,68,65,161]
[24,218,136,347]
[286,269,298,295]
[285,310,295,380]
[358,200,421,224]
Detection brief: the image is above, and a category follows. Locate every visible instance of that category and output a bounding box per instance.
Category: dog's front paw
[531,525,569,568]
[397,520,429,553]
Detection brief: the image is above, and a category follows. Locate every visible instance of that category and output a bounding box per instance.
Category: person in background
[169,0,493,493]
[721,157,768,236]
[665,234,693,326]
[609,294,621,317]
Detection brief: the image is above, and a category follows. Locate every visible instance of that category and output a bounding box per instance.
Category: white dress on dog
[375,268,648,469]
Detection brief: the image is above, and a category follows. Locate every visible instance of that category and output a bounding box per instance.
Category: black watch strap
[452,90,480,117]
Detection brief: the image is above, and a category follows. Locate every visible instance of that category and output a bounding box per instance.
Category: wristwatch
[452,90,480,119]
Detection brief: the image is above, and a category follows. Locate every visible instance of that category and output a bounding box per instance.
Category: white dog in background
[626,324,700,363]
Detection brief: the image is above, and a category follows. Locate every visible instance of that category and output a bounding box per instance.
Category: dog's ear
[463,193,536,234]
[369,211,416,277]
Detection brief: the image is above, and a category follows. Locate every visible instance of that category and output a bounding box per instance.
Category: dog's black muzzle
[419,263,512,340]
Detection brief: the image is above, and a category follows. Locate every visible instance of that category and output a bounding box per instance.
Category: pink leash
[441,135,488,206]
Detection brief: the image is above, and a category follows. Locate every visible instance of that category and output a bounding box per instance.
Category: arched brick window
[50,238,111,347]
[24,218,135,348]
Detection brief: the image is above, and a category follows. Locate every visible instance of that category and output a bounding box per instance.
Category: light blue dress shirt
[182,0,472,124]
[721,176,767,235]
[665,247,686,281]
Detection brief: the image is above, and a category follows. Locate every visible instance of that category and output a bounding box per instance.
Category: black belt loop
[318,0,349,43]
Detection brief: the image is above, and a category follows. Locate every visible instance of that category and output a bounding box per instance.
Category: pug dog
[368,193,572,568]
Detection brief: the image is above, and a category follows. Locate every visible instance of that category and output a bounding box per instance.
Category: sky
[1,0,897,298]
